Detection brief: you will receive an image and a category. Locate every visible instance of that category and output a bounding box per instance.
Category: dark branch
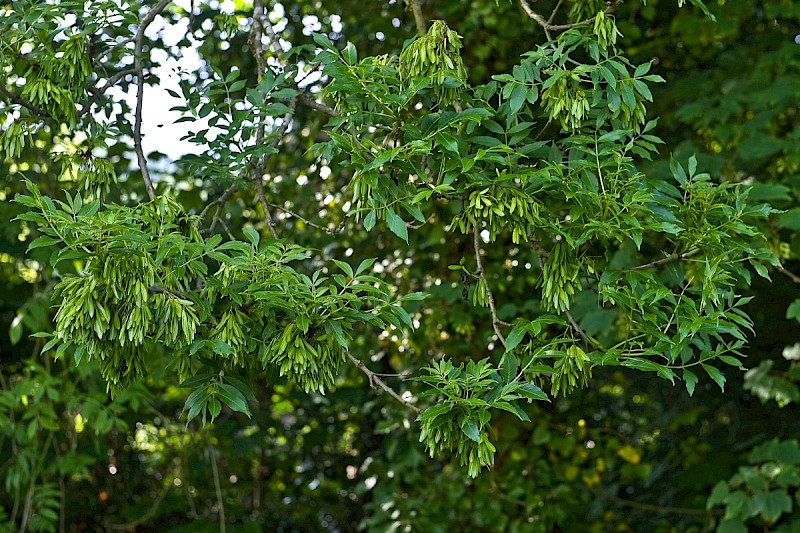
[196,184,240,227]
[133,0,171,200]
[346,352,420,413]
[565,309,601,350]
[473,225,507,348]
[520,0,621,32]
[623,248,701,272]
[0,85,50,117]
[404,0,428,36]
[780,266,800,284]
[148,285,190,301]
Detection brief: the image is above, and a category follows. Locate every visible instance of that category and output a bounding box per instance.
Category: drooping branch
[473,225,507,348]
[520,0,621,32]
[346,352,420,414]
[0,84,51,117]
[404,0,428,36]
[623,248,701,271]
[780,266,800,284]
[133,0,172,201]
[267,201,345,234]
[566,309,601,350]
[78,68,138,116]
[196,184,240,228]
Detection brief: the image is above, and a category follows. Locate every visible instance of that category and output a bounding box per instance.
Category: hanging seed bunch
[538,239,583,312]
[551,345,593,397]
[50,197,202,396]
[452,183,542,244]
[264,323,345,394]
[541,69,590,131]
[419,415,497,478]
[399,20,467,107]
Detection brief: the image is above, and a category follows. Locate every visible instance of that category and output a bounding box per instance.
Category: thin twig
[208,443,226,533]
[105,486,170,530]
[404,0,428,35]
[586,485,716,516]
[148,285,190,300]
[780,266,800,284]
[197,184,239,227]
[133,0,172,200]
[298,93,339,116]
[268,201,344,234]
[566,309,600,350]
[0,85,50,117]
[346,352,420,413]
[473,225,507,348]
[79,68,138,116]
[520,0,620,31]
[623,248,700,271]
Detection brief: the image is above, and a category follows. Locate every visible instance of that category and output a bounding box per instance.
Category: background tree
[1,0,799,532]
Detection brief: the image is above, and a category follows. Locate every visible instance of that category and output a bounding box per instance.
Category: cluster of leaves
[415,356,547,477]
[708,439,800,531]
[14,180,421,419]
[2,0,799,530]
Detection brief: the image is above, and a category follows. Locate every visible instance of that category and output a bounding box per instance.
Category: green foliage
[1,0,799,530]
[708,439,800,530]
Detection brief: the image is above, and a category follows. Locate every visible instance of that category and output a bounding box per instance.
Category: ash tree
[0,0,791,530]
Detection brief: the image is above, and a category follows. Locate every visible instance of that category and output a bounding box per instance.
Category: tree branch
[0,85,50,117]
[473,225,507,348]
[196,184,240,227]
[133,0,172,201]
[79,68,138,116]
[346,352,420,413]
[208,442,226,533]
[249,0,291,240]
[780,266,800,284]
[268,201,344,234]
[586,485,716,516]
[404,0,428,35]
[566,309,601,350]
[148,285,190,301]
[520,0,620,32]
[623,248,700,271]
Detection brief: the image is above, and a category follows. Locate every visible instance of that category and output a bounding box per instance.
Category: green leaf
[786,299,800,322]
[517,383,548,401]
[509,84,527,115]
[180,374,213,388]
[27,235,60,250]
[505,322,527,353]
[9,314,23,345]
[500,354,518,383]
[333,259,354,277]
[312,32,334,50]
[752,489,792,523]
[242,227,260,248]
[363,210,377,231]
[683,369,698,396]
[342,41,358,64]
[217,383,251,416]
[385,209,408,243]
[459,416,481,442]
[702,364,726,392]
[418,403,452,422]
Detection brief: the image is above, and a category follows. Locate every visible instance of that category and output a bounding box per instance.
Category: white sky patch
[104,1,330,162]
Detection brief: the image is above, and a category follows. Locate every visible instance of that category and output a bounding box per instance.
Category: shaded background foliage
[1,0,799,532]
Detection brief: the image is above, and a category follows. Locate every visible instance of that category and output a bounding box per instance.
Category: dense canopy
[1,0,799,531]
